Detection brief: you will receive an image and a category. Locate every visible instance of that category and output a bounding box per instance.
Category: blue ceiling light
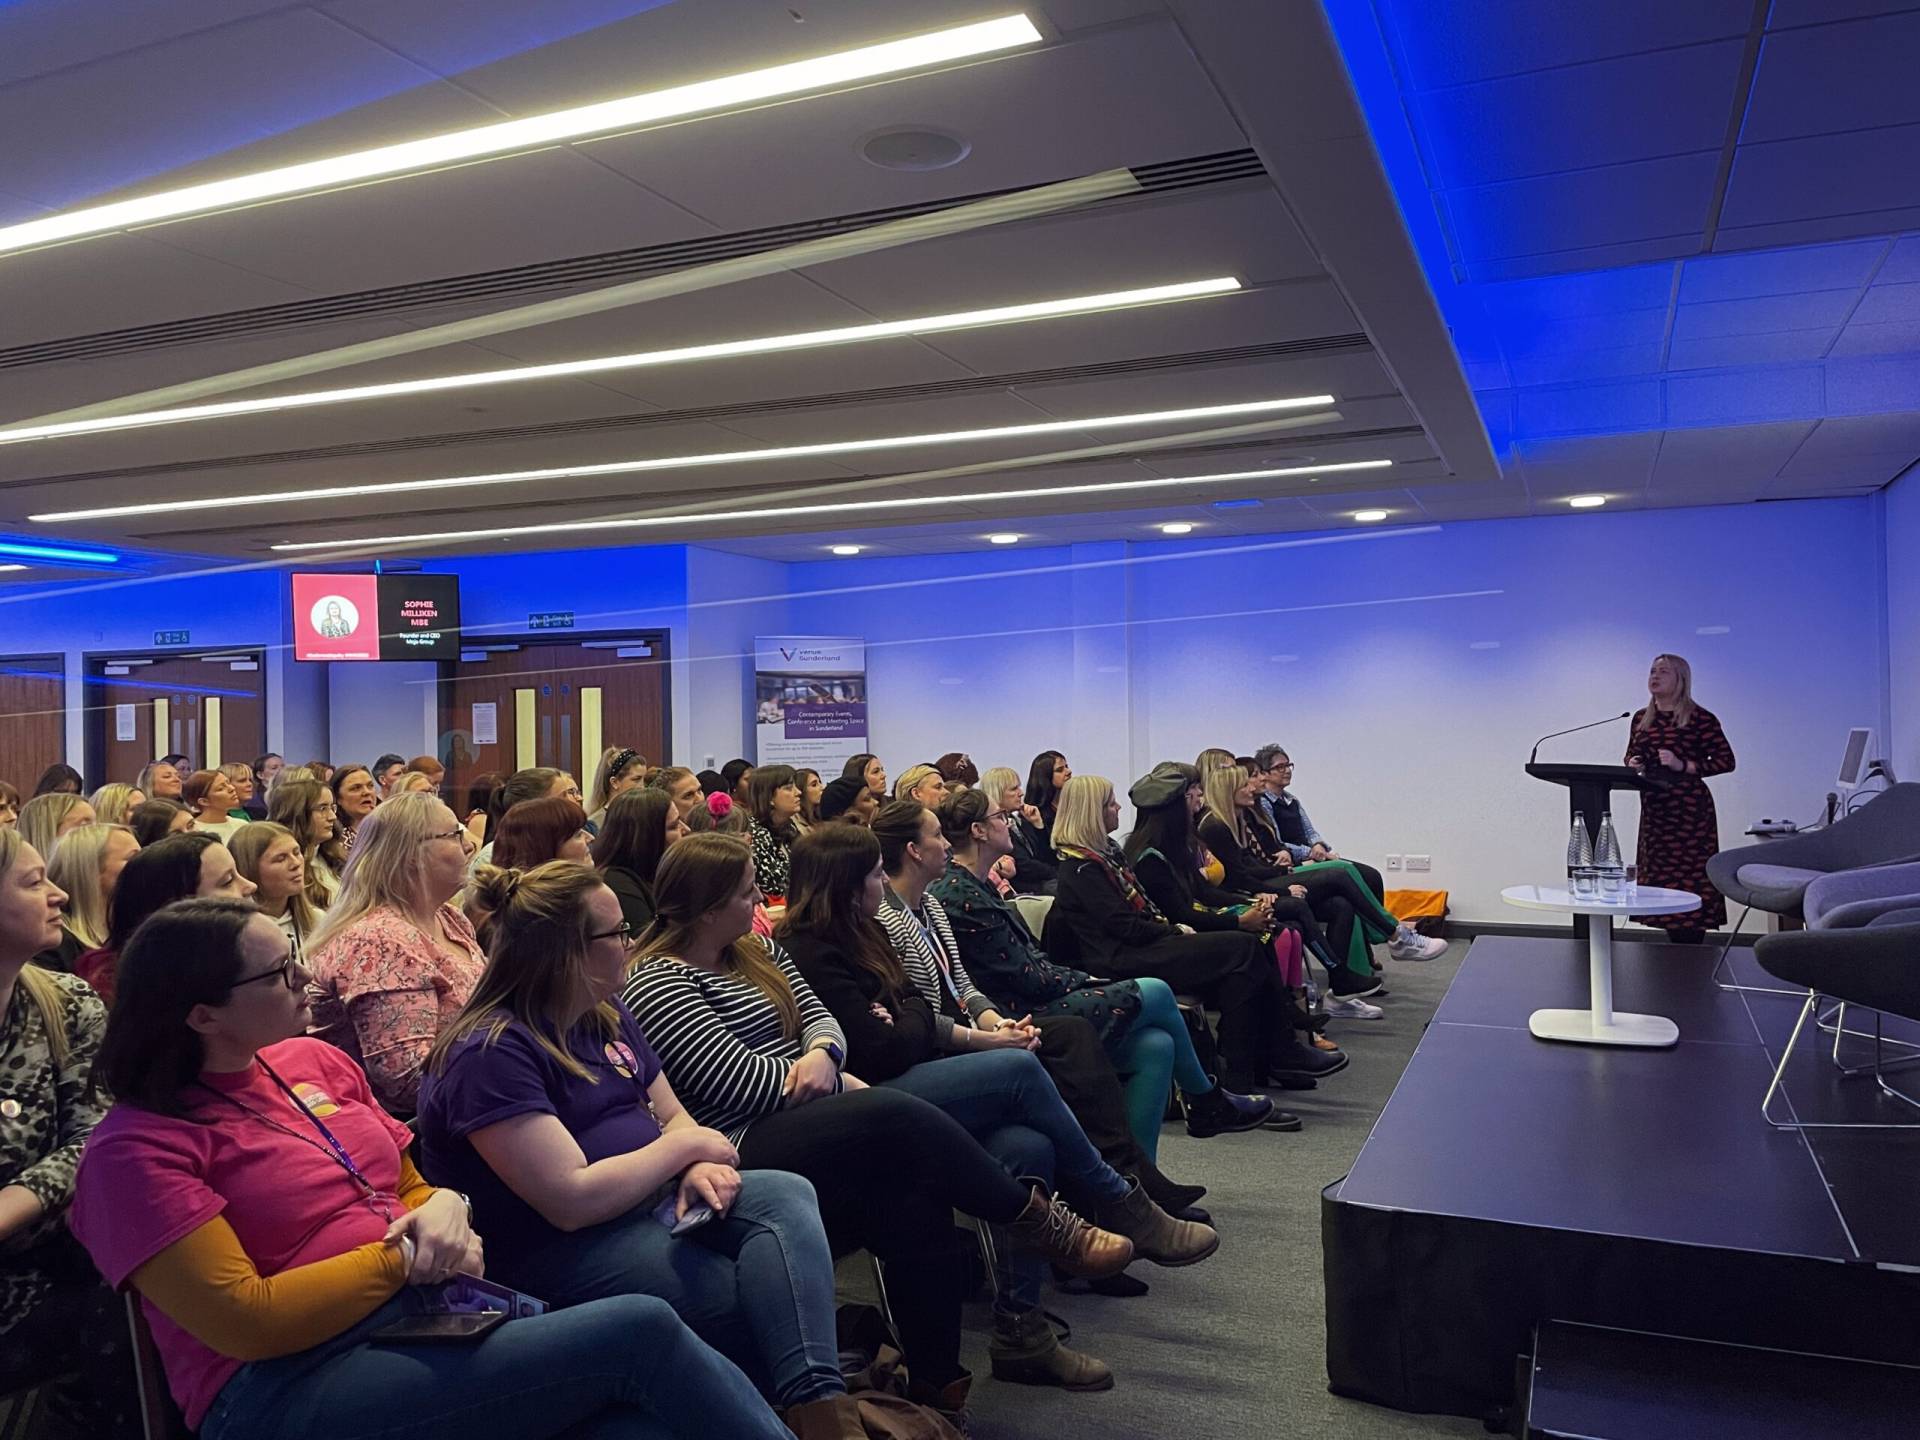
[1210,498,1264,509]
[0,538,120,565]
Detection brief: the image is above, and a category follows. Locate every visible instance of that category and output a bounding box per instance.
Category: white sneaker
[1388,926,1447,961]
[1324,995,1385,1019]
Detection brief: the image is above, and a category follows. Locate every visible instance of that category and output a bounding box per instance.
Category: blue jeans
[201,1291,790,1440]
[1111,977,1215,1161]
[882,1049,1127,1311]
[485,1169,843,1409]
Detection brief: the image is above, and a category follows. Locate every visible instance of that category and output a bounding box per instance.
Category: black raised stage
[1323,936,1920,1421]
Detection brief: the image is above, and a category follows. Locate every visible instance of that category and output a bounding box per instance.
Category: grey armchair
[1704,783,1920,991]
[1756,919,1920,1130]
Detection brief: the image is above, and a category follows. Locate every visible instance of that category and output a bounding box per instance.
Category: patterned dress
[1625,704,1736,930]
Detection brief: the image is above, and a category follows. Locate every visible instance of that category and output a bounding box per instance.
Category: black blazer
[1007,817,1059,893]
[1044,853,1180,970]
[601,865,657,934]
[778,928,939,1083]
[1127,846,1248,934]
[1198,813,1290,895]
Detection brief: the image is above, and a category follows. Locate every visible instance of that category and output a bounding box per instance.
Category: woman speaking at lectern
[1624,654,1735,944]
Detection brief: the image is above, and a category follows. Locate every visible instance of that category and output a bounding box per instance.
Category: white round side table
[1499,884,1700,1047]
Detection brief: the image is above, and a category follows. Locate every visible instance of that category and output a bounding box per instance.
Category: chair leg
[1712,907,1799,996]
[973,1219,1002,1302]
[1763,991,1920,1131]
[867,1254,896,1336]
[1818,999,1920,1072]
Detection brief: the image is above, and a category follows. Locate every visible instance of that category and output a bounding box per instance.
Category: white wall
[1884,469,1920,782]
[685,548,791,770]
[789,499,1888,925]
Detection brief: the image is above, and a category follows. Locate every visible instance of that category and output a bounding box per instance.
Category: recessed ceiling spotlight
[1352,509,1389,522]
[271,458,1394,552]
[1158,522,1195,535]
[0,14,1043,259]
[987,533,1020,545]
[829,544,863,556]
[1568,495,1607,509]
[861,127,971,171]
[3,276,1245,447]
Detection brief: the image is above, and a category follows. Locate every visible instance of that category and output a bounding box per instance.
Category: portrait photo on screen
[292,573,380,661]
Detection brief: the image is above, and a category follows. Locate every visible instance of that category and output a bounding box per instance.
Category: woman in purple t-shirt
[416,862,858,1434]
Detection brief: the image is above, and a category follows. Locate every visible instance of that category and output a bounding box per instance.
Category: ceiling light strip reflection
[0,277,1242,445]
[34,393,1333,522]
[0,15,1043,258]
[269,459,1394,552]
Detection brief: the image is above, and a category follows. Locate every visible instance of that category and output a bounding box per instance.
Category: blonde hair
[1636,653,1698,731]
[430,862,618,1083]
[1195,747,1236,776]
[229,821,320,938]
[893,764,939,801]
[309,793,453,949]
[634,832,801,1040]
[90,783,141,826]
[17,793,87,862]
[46,822,134,949]
[0,830,76,1065]
[589,747,647,815]
[394,771,438,795]
[218,763,253,793]
[1203,764,1251,846]
[1051,774,1118,854]
[980,766,1021,804]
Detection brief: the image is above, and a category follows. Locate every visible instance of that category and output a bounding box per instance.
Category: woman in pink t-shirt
[69,897,790,1440]
[307,795,487,1115]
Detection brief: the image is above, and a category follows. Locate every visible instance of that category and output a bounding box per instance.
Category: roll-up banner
[753,637,867,770]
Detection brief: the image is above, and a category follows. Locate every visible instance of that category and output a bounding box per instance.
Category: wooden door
[85,650,267,785]
[438,634,669,806]
[0,655,65,793]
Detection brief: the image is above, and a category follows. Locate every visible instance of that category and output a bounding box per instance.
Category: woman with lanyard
[69,897,793,1440]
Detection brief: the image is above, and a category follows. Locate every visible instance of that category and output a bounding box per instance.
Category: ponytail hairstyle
[634,832,799,1040]
[429,861,617,1082]
[935,786,993,853]
[776,824,906,1000]
[589,746,646,816]
[485,767,563,844]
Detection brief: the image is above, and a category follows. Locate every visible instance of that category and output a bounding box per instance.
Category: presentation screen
[293,573,461,662]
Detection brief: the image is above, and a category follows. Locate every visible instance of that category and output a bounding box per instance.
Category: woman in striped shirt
[621,834,1133,1423]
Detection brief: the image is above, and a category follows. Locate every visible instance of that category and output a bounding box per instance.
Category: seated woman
[1123,765,1346,1068]
[1016,751,1073,890]
[71,898,793,1440]
[491,796,592,870]
[135,760,184,803]
[623,834,1133,1422]
[585,746,648,834]
[0,829,137,1435]
[42,821,139,972]
[307,794,485,1116]
[130,798,195,847]
[89,781,146,827]
[1046,775,1323,1097]
[417,862,876,1435]
[891,764,948,808]
[17,792,95,862]
[928,788,1274,1148]
[745,765,804,902]
[76,832,256,1004]
[838,753,888,803]
[471,768,576,872]
[330,765,382,853]
[979,767,1049,894]
[231,821,320,961]
[0,780,17,828]
[219,764,261,822]
[592,787,685,932]
[816,777,877,827]
[32,764,84,797]
[268,777,346,905]
[1199,764,1392,1014]
[183,769,245,841]
[794,768,822,832]
[646,766,706,829]
[779,824,1210,1389]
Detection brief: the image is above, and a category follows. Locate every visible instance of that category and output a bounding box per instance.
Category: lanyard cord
[196,1058,394,1224]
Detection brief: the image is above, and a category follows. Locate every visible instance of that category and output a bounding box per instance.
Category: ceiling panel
[1444,153,1719,264]
[1721,124,1920,230]
[1676,238,1886,302]
[1829,319,1920,357]
[1792,412,1920,462]
[1666,330,1837,369]
[1380,0,1750,90]
[0,0,302,89]
[1741,11,1920,143]
[1852,281,1920,325]
[1671,289,1860,339]
[1650,421,1815,481]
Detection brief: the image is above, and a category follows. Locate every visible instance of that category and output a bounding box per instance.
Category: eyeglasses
[987,809,1020,824]
[589,920,636,949]
[428,826,466,842]
[232,957,303,992]
[311,802,338,817]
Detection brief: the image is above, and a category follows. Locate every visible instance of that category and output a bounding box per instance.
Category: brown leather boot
[988,1307,1114,1391]
[781,1394,866,1439]
[1092,1178,1220,1267]
[1003,1183,1133,1278]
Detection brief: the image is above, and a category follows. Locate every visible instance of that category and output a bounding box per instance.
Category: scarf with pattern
[1056,842,1168,923]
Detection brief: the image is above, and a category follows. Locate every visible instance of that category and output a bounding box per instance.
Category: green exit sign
[154,630,191,645]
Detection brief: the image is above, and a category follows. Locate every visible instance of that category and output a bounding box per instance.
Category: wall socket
[1385,854,1403,871]
[1405,854,1432,872]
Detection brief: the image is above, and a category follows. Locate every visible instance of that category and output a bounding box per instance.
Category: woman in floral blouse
[744,765,804,902]
[0,828,135,1433]
[307,794,485,1116]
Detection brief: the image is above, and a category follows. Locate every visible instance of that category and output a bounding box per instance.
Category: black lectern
[1526,763,1672,936]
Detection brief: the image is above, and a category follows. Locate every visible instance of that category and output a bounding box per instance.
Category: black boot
[1134,1154,1208,1215]
[1271,1025,1349,1084]
[1183,1079,1274,1137]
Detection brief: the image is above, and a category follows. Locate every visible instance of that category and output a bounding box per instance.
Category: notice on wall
[753,637,867,771]
[114,704,136,742]
[471,702,498,747]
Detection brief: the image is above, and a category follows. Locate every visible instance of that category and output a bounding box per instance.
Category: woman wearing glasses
[416,862,866,1435]
[307,795,485,1117]
[71,897,793,1440]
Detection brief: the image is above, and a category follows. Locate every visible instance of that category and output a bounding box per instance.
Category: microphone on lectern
[1529,712,1633,764]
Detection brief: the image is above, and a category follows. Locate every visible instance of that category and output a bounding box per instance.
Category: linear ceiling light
[0,15,1042,259]
[0,277,1241,446]
[0,538,119,564]
[33,392,1329,522]
[270,459,1393,552]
